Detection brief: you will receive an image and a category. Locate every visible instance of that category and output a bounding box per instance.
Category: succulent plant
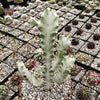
[75,28,83,35]
[0,6,5,15]
[96,12,100,17]
[66,46,73,55]
[34,48,43,63]
[25,60,35,70]
[87,42,95,49]
[70,64,81,76]
[65,25,71,32]
[4,15,12,23]
[76,87,91,100]
[86,71,100,86]
[93,34,100,41]
[85,9,90,13]
[85,23,92,29]
[91,17,97,23]
[71,38,79,45]
[77,53,89,62]
[0,86,8,100]
[17,8,75,89]
[72,20,78,25]
[79,14,85,19]
[0,18,8,25]
[10,74,21,86]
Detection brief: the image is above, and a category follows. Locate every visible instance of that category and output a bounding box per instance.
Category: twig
[12,50,17,58]
[19,76,23,100]
[67,79,73,100]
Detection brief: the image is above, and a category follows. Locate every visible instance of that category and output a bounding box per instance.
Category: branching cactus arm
[52,35,75,83]
[61,56,75,73]
[52,35,71,71]
[54,55,75,83]
[17,61,43,86]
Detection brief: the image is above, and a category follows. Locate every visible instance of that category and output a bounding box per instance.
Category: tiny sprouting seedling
[1,18,8,25]
[12,37,16,44]
[0,18,8,30]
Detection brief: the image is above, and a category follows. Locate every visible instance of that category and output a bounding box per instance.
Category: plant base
[21,80,74,100]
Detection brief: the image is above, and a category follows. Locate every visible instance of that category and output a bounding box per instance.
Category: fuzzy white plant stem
[54,55,75,83]
[17,61,43,86]
[52,35,75,83]
[52,35,71,71]
[39,8,58,89]
[17,8,75,89]
[61,55,75,73]
[29,8,59,89]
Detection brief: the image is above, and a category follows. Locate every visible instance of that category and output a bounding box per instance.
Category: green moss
[0,86,8,100]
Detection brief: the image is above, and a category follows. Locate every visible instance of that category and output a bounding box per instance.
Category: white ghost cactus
[17,8,75,89]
